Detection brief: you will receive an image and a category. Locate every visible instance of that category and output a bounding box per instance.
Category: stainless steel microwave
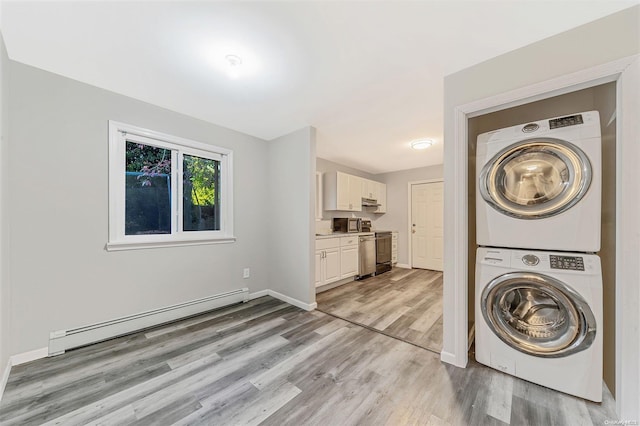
[333,217,361,233]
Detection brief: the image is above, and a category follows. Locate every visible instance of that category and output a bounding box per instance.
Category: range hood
[362,197,381,207]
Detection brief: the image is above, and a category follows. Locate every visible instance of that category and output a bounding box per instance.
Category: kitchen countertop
[315,232,374,239]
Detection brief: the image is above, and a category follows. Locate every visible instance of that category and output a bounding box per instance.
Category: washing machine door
[481,272,596,357]
[479,138,592,219]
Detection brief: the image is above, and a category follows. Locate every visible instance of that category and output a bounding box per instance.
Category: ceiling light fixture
[225,54,243,79]
[411,139,433,150]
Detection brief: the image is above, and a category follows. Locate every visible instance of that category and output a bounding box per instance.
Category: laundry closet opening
[467,81,617,395]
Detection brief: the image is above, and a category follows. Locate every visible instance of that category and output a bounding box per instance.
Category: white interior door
[412,182,444,271]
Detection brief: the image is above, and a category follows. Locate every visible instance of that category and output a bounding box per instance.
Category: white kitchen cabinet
[324,172,385,213]
[374,181,387,213]
[359,178,386,214]
[348,175,362,209]
[340,236,359,278]
[315,250,323,286]
[324,247,340,283]
[316,236,360,287]
[335,172,350,210]
[316,238,342,287]
[323,171,362,211]
[361,179,376,199]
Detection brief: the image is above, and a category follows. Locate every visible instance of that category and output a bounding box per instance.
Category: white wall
[442,4,639,418]
[0,32,8,369]
[6,59,272,355]
[444,7,639,109]
[316,157,376,181]
[268,128,316,307]
[375,165,443,265]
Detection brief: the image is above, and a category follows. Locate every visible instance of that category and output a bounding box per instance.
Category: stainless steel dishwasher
[358,234,376,278]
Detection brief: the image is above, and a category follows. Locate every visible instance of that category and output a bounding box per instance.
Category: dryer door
[479,138,592,219]
[481,272,596,357]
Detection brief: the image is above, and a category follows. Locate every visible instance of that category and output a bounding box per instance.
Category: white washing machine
[475,247,602,402]
[476,111,601,252]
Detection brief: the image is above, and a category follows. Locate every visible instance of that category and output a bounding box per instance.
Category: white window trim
[107,120,235,251]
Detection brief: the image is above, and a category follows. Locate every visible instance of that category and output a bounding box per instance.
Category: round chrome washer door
[479,138,592,219]
[481,272,596,358]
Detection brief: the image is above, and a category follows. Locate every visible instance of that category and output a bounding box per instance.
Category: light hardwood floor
[0,296,616,425]
[317,268,443,353]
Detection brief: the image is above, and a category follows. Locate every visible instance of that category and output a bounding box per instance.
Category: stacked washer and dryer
[474,111,603,402]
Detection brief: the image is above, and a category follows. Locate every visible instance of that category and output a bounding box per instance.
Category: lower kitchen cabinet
[324,247,340,283]
[315,251,323,286]
[316,238,342,287]
[316,235,360,287]
[340,243,359,278]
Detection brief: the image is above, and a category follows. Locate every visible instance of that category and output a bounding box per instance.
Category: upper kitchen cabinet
[323,171,362,211]
[362,179,376,199]
[374,181,387,213]
[361,178,387,214]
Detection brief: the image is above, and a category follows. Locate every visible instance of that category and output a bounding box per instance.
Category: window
[108,121,234,250]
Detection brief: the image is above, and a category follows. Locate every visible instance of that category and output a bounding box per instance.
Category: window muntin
[108,121,234,250]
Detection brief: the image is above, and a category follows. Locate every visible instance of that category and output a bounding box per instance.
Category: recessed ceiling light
[203,43,262,80]
[224,54,243,79]
[411,139,433,150]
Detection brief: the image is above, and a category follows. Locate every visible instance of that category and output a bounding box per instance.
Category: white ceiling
[1,1,636,174]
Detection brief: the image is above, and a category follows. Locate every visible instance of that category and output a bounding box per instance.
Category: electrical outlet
[243,268,250,279]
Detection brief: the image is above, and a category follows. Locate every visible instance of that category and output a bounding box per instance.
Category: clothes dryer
[475,247,602,402]
[476,111,601,252]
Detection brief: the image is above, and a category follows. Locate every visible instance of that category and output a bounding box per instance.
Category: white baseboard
[267,290,317,311]
[0,359,10,403]
[0,347,49,403]
[248,290,269,300]
[315,276,355,294]
[396,263,411,269]
[249,289,317,311]
[11,347,48,366]
[440,350,463,366]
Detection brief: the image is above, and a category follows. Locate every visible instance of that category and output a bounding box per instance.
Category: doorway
[443,55,639,418]
[410,180,443,271]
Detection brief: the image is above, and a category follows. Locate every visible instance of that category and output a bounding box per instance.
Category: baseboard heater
[48,288,249,356]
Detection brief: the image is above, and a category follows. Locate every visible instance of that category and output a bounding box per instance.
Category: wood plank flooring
[0,296,617,425]
[316,268,443,353]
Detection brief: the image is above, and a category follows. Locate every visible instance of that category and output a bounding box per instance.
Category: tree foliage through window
[123,142,221,234]
[183,155,220,231]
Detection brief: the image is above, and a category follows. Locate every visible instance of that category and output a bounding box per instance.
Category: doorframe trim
[442,54,639,418]
[407,178,444,269]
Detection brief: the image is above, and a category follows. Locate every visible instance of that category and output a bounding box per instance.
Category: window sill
[106,236,236,252]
